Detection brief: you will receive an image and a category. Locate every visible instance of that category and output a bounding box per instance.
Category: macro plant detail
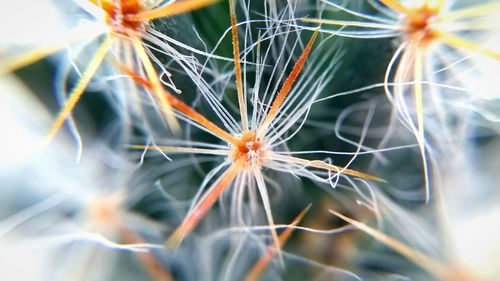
[0,82,176,280]
[127,2,381,250]
[302,0,500,202]
[2,0,220,147]
[2,0,500,280]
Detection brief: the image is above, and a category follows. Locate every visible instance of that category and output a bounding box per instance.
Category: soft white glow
[0,0,68,45]
[0,76,48,167]
[453,207,500,279]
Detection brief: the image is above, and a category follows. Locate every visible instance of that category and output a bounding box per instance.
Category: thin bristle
[127,144,229,156]
[167,158,245,248]
[412,46,431,203]
[229,0,248,131]
[43,36,112,145]
[270,154,386,182]
[437,31,500,60]
[133,37,180,133]
[244,204,311,281]
[439,2,500,22]
[112,60,239,144]
[127,0,220,21]
[1,42,69,75]
[329,210,447,279]
[118,224,174,281]
[257,30,319,138]
[300,18,398,30]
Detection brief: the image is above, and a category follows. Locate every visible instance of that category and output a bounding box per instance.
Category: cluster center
[404,5,440,44]
[96,0,146,35]
[232,131,267,168]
